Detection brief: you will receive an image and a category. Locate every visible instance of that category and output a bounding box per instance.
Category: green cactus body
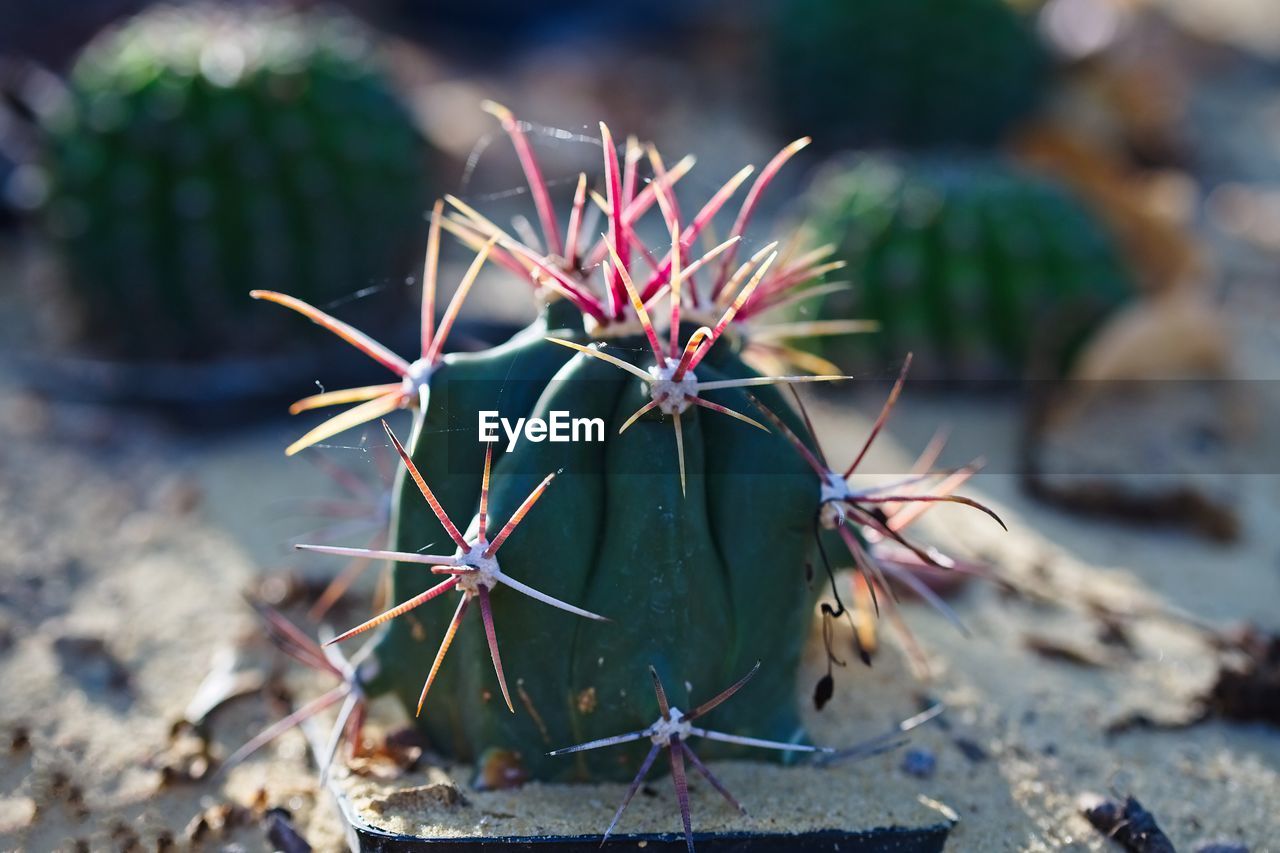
[771,0,1048,148]
[373,308,822,782]
[796,156,1135,377]
[43,3,429,359]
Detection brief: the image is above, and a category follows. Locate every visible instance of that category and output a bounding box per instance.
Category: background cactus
[41,2,431,360]
[770,0,1049,149]
[793,155,1136,378]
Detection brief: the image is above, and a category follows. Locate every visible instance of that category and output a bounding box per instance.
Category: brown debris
[52,635,131,696]
[43,770,89,821]
[1080,793,1176,853]
[953,737,989,764]
[1090,605,1139,654]
[1023,459,1238,542]
[347,727,428,781]
[368,782,470,815]
[264,807,312,853]
[575,686,598,715]
[1020,379,1240,543]
[1103,712,1197,738]
[150,726,214,788]
[1204,625,1280,725]
[1023,634,1109,668]
[107,819,141,851]
[183,802,250,843]
[473,748,529,791]
[515,679,551,744]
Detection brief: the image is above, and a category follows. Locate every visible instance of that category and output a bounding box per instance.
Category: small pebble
[264,808,310,853]
[52,635,131,694]
[473,748,528,791]
[953,737,988,763]
[1079,793,1175,853]
[900,748,936,779]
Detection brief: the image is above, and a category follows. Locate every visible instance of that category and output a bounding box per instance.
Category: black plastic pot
[345,826,953,852]
[323,767,954,853]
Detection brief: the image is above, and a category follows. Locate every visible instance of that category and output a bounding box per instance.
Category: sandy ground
[0,393,356,850]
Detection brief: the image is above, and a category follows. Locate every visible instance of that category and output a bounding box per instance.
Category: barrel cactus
[255,108,999,792]
[770,0,1048,149]
[41,2,430,360]
[793,155,1136,378]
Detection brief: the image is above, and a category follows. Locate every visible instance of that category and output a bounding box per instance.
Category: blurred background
[1,0,1279,849]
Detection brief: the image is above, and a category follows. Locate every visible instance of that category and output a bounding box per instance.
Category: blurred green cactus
[771,0,1049,149]
[794,155,1135,377]
[42,2,430,359]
